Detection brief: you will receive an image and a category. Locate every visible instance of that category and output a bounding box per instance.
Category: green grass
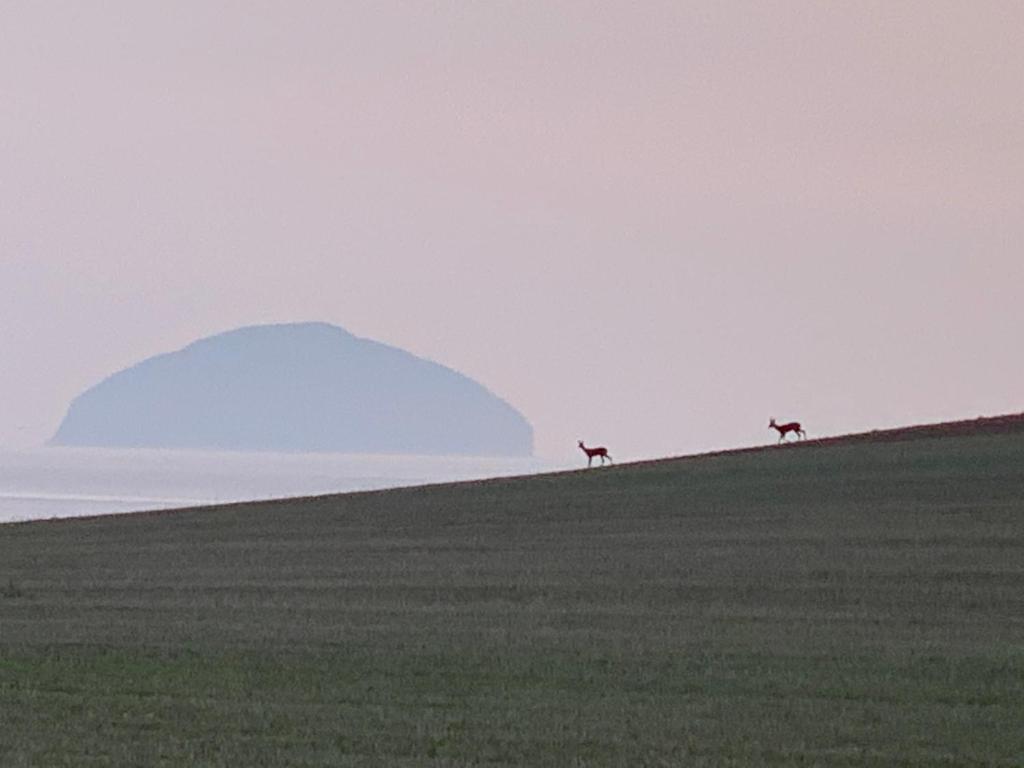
[1,433,1023,766]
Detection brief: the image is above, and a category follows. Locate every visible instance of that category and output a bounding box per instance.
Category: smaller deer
[769,418,806,444]
[578,440,612,467]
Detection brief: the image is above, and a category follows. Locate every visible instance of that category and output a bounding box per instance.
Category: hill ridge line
[14,411,1024,527]
[627,411,1024,467]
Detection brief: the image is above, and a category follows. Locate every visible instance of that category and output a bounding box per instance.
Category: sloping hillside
[1,420,1023,765]
[654,410,1024,463]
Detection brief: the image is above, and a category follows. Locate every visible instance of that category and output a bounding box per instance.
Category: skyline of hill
[50,322,534,456]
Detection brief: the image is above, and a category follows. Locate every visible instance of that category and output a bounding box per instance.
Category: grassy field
[1,429,1023,766]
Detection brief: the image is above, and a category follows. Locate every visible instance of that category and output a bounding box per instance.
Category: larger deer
[578,440,612,467]
[769,418,806,444]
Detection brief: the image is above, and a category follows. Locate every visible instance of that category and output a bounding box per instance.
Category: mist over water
[0,448,561,524]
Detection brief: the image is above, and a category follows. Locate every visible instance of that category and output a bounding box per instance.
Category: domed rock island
[50,322,534,456]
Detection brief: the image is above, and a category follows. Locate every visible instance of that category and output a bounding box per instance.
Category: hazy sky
[2,1,1022,460]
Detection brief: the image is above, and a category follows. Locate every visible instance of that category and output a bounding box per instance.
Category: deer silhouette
[578,440,612,467]
[769,418,806,444]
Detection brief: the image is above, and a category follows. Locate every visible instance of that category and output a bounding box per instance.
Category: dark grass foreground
[1,429,1023,766]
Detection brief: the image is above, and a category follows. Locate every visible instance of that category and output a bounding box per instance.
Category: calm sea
[0,447,560,524]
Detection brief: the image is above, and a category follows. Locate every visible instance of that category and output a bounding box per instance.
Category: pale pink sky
[1,2,1022,459]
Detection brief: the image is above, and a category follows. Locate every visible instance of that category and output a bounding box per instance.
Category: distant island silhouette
[50,322,534,456]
